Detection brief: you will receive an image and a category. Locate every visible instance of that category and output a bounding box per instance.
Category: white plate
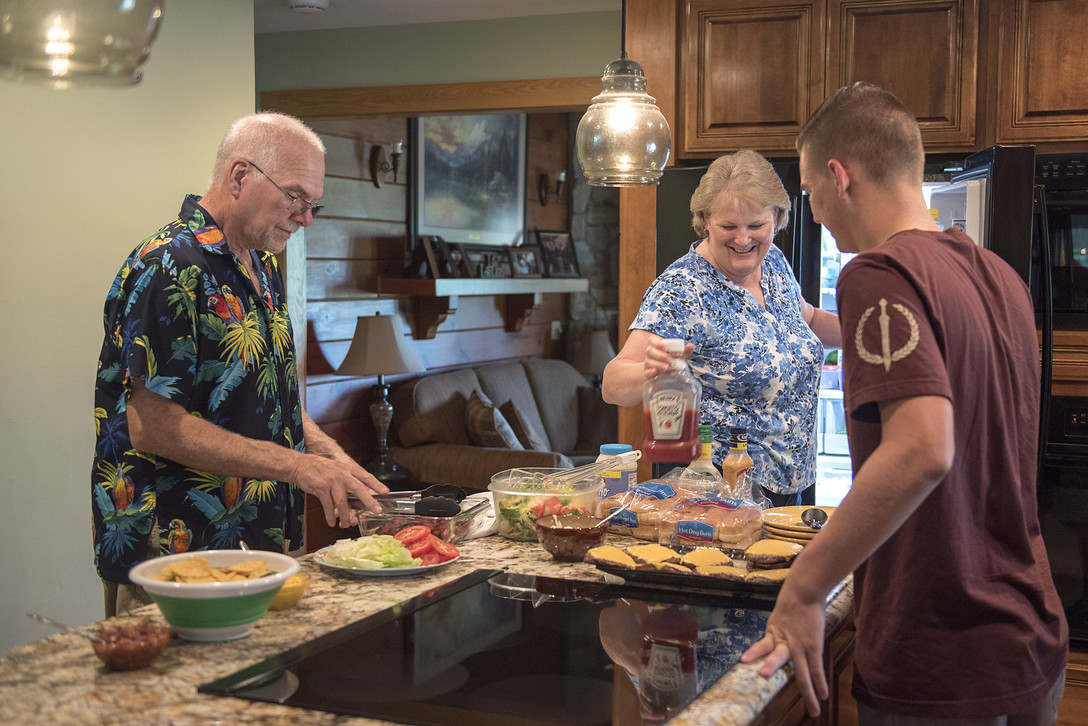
[312,546,460,576]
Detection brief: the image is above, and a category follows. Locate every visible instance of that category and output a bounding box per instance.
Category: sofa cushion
[477,362,553,451]
[521,358,591,454]
[392,368,483,448]
[465,390,524,449]
[500,399,549,451]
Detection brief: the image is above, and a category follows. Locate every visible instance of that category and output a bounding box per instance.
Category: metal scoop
[801,507,828,529]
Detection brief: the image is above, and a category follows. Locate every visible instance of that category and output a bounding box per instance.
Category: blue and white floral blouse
[630,242,823,495]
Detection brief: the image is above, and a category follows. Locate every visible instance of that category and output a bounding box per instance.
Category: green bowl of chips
[128,550,299,642]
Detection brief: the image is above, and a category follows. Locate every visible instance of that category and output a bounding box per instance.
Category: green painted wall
[255,11,620,92]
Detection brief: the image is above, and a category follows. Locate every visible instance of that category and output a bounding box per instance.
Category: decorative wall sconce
[369,139,404,188]
[539,170,567,206]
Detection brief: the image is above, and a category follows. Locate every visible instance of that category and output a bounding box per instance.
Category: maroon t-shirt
[837,228,1067,718]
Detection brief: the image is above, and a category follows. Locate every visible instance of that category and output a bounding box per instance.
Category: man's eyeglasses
[247,160,325,218]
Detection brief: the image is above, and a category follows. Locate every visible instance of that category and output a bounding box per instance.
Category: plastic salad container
[355,496,491,544]
[488,467,605,541]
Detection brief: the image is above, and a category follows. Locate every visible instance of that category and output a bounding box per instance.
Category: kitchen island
[0,534,853,725]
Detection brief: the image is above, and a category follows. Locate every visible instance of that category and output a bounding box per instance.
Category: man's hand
[291,451,388,528]
[740,581,829,717]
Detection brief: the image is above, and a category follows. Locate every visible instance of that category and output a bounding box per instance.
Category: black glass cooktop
[200,569,770,725]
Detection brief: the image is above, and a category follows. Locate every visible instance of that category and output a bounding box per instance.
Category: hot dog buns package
[657,495,763,552]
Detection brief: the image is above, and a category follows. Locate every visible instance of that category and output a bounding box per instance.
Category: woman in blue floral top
[602,151,841,505]
[92,113,389,616]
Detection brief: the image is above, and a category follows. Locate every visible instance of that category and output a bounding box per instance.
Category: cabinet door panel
[997,0,1088,142]
[681,0,826,155]
[828,0,977,147]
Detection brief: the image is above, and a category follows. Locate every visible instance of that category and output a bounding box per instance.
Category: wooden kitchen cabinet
[679,0,827,154]
[826,0,977,148]
[678,0,978,157]
[994,0,1088,143]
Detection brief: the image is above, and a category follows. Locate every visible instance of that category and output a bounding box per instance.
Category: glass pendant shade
[0,0,164,89]
[576,56,671,186]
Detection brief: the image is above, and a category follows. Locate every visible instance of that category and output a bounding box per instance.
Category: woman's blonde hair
[690,150,790,238]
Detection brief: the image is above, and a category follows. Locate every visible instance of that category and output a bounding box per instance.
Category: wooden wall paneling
[261,85,588,551]
[526,113,572,233]
[827,0,977,148]
[262,78,602,118]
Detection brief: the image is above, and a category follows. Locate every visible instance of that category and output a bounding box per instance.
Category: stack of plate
[761,505,837,545]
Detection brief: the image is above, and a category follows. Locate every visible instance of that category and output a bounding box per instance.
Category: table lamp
[573,329,617,387]
[336,313,425,488]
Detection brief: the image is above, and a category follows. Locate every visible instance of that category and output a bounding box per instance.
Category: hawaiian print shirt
[631,243,823,495]
[92,195,305,583]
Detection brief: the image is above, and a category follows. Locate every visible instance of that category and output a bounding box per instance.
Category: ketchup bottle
[638,606,699,716]
[642,339,701,463]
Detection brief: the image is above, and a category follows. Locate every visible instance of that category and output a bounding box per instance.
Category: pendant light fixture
[575,0,671,186]
[0,0,164,90]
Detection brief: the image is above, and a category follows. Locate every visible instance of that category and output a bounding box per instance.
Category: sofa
[388,358,618,492]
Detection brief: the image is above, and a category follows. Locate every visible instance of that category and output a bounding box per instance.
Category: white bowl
[129,550,299,642]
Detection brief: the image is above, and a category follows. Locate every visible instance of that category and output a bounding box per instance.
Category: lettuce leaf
[324,535,422,569]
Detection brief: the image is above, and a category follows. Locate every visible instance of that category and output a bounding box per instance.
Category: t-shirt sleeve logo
[854,298,920,372]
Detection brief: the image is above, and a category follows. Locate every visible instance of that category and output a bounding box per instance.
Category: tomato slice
[418,552,443,566]
[406,536,434,557]
[429,535,459,562]
[393,525,431,545]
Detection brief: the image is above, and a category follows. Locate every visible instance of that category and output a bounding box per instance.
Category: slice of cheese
[627,543,681,565]
[745,568,790,585]
[679,548,731,568]
[694,564,747,581]
[584,545,636,569]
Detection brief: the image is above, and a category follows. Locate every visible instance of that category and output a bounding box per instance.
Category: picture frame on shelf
[508,245,543,278]
[414,113,527,247]
[536,230,580,278]
[420,235,456,279]
[462,244,512,279]
[447,242,473,278]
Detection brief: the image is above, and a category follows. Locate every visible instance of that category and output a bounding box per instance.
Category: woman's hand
[602,331,694,406]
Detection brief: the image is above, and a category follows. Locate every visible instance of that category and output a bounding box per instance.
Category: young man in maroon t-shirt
[741,82,1068,724]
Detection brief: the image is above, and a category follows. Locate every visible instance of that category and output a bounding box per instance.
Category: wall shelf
[377,276,589,339]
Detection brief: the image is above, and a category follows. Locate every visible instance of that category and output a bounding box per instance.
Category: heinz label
[649,391,685,439]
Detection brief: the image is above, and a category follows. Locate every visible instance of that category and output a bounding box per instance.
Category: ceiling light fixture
[575,0,671,186]
[0,0,164,90]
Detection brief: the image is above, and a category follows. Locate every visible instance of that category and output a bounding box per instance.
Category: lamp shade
[576,57,671,186]
[336,314,425,377]
[573,329,617,377]
[0,0,164,89]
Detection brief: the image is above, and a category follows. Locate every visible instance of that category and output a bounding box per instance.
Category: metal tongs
[503,450,642,487]
[367,484,469,517]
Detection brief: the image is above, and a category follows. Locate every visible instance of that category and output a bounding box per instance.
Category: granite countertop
[0,534,852,725]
